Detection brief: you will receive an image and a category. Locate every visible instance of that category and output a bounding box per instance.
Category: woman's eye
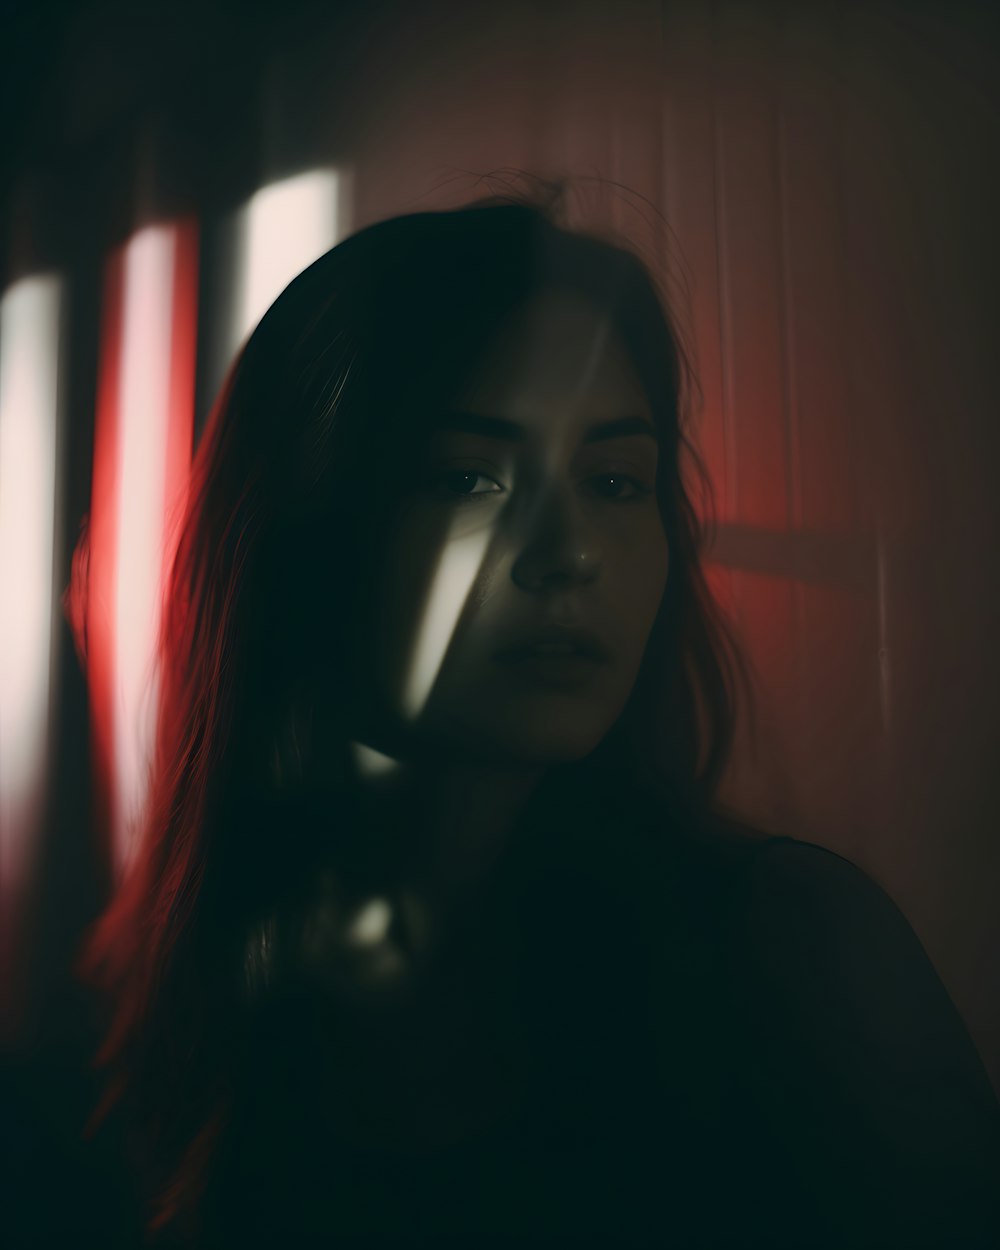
[431,469,505,501]
[587,473,653,502]
[426,467,653,505]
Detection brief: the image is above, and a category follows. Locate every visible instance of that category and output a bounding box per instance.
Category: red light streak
[87,221,198,878]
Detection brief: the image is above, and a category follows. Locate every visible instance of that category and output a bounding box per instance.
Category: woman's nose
[509,484,601,594]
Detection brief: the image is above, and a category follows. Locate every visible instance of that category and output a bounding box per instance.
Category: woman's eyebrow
[432,411,659,444]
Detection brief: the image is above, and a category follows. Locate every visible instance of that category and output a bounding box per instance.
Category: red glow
[85,220,199,879]
[88,245,126,873]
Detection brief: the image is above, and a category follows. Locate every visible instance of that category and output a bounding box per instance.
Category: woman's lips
[493,625,611,664]
[494,643,607,689]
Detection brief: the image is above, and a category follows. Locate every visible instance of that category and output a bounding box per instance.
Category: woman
[76,197,999,1246]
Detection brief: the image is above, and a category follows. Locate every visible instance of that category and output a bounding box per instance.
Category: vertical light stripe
[0,274,63,905]
[112,227,177,870]
[232,170,341,354]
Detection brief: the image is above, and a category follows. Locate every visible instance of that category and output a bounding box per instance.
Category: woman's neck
[350,742,548,906]
[414,762,547,899]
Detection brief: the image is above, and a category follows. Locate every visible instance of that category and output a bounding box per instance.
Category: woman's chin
[456,714,613,769]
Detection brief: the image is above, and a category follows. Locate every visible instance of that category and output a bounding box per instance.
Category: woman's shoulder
[692,811,1000,1246]
[630,787,909,938]
[700,806,909,945]
[662,800,997,1104]
[702,812,970,1046]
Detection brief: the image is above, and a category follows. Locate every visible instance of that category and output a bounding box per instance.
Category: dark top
[192,772,1000,1248]
[9,770,998,1247]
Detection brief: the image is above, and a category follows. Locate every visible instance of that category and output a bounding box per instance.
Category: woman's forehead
[454,287,652,436]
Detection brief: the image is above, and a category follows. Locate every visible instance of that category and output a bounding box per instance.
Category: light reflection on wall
[89,221,198,877]
[113,228,178,867]
[232,169,341,356]
[0,274,64,952]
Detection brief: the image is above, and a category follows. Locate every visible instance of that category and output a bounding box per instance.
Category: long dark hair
[74,193,751,1234]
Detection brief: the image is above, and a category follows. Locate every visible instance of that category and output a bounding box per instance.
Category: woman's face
[356,287,670,769]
